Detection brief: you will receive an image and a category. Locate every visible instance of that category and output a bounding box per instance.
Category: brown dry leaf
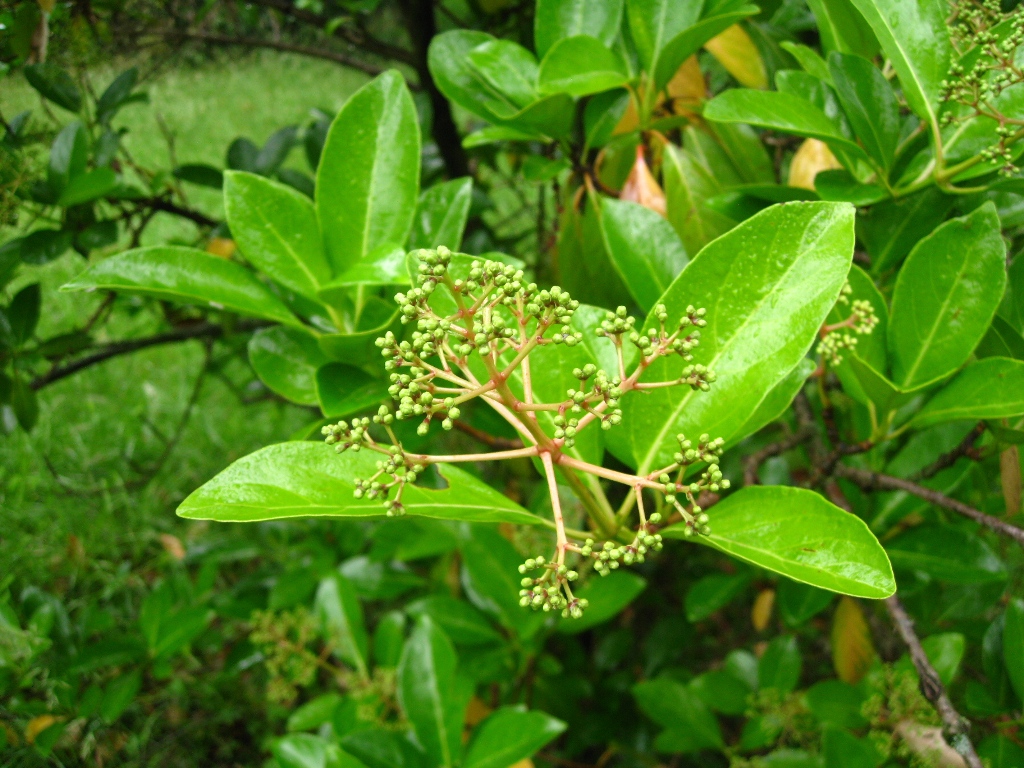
[620,145,667,217]
[1001,446,1022,516]
[788,139,842,191]
[704,25,768,89]
[895,721,966,768]
[667,56,706,116]
[206,237,236,259]
[25,714,60,745]
[831,596,876,684]
[159,533,186,561]
[751,588,775,631]
[464,696,492,727]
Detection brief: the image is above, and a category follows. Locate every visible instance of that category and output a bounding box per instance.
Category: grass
[0,52,368,583]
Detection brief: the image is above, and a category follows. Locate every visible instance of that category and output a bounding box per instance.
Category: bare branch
[911,422,986,481]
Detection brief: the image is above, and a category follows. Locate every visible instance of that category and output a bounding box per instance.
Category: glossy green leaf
[317,309,402,363]
[273,733,340,768]
[328,243,408,288]
[596,196,688,312]
[664,486,895,598]
[860,188,954,275]
[885,524,1007,583]
[626,0,701,73]
[1004,599,1024,703]
[911,357,1024,428]
[556,200,631,311]
[315,363,389,418]
[976,316,1024,361]
[805,0,878,58]
[8,283,41,346]
[704,90,868,160]
[24,62,82,112]
[316,71,420,275]
[730,358,816,448]
[804,679,867,729]
[48,121,87,193]
[626,202,854,473]
[759,635,802,693]
[503,93,576,139]
[464,707,567,768]
[653,7,759,89]
[538,36,629,97]
[61,246,301,327]
[690,669,753,716]
[778,579,834,626]
[828,52,900,171]
[315,573,369,676]
[341,728,425,768]
[633,677,724,753]
[177,442,541,525]
[429,31,502,124]
[888,203,1006,389]
[1000,253,1024,333]
[828,265,889,407]
[224,171,331,301]
[663,143,736,255]
[58,167,117,206]
[373,611,407,668]
[96,67,140,124]
[287,694,343,732]
[846,0,951,126]
[406,595,502,646]
[409,178,473,251]
[684,573,750,622]
[823,728,880,768]
[534,0,624,58]
[248,326,328,405]
[466,39,540,119]
[780,42,833,83]
[398,616,464,768]
[556,571,646,634]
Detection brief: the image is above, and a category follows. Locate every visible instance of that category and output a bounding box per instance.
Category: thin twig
[835,465,1024,546]
[912,422,986,481]
[452,420,523,450]
[884,596,983,768]
[743,424,816,486]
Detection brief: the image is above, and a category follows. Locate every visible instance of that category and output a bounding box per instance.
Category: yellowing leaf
[1001,446,1021,515]
[752,588,775,631]
[509,762,534,768]
[25,715,60,745]
[620,146,667,217]
[614,91,641,136]
[831,597,876,684]
[667,56,706,116]
[464,696,492,727]
[704,25,768,89]
[206,237,236,259]
[788,139,842,191]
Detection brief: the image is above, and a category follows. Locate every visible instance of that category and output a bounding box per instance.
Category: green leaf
[248,326,328,405]
[860,188,954,275]
[99,669,142,724]
[653,7,760,90]
[464,707,567,768]
[690,669,753,715]
[316,363,389,418]
[325,243,408,290]
[538,36,629,97]
[805,0,878,58]
[534,0,624,58]
[24,63,82,112]
[626,202,854,473]
[8,283,41,346]
[176,441,542,525]
[804,679,867,729]
[633,677,725,753]
[976,316,1024,361]
[273,733,337,768]
[778,580,834,626]
[287,693,344,732]
[174,163,224,189]
[341,728,425,768]
[58,167,117,206]
[409,178,473,251]
[96,67,139,123]
[846,0,951,126]
[315,573,369,677]
[224,171,331,301]
[663,143,735,255]
[61,246,301,327]
[780,42,833,83]
[595,197,688,312]
[406,595,502,646]
[664,486,895,598]
[911,357,1024,428]
[317,310,402,363]
[398,616,464,768]
[730,358,816,448]
[888,203,1006,389]
[684,573,750,622]
[979,735,1024,768]
[373,611,407,668]
[704,90,868,160]
[48,121,87,194]
[1002,599,1024,703]
[828,52,900,171]
[823,729,881,768]
[626,0,702,87]
[316,71,420,275]
[429,31,503,124]
[759,635,802,693]
[556,570,646,634]
[885,524,1007,583]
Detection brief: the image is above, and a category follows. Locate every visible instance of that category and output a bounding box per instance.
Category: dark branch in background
[834,465,1024,546]
[911,422,986,481]
[884,596,984,768]
[398,0,470,177]
[31,320,265,391]
[141,197,219,228]
[743,423,815,486]
[171,31,398,81]
[453,420,524,450]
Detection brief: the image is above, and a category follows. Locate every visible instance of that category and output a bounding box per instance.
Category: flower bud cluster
[595,306,637,339]
[355,446,425,517]
[517,556,587,618]
[817,289,880,366]
[322,418,373,453]
[630,304,707,363]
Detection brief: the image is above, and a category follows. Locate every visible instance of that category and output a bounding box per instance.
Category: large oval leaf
[177,441,542,525]
[911,357,1024,429]
[224,171,331,302]
[884,524,1006,583]
[61,246,301,327]
[316,71,420,275]
[464,707,567,768]
[248,326,328,405]
[625,201,854,473]
[888,202,1006,389]
[408,177,473,251]
[534,0,624,58]
[663,486,896,598]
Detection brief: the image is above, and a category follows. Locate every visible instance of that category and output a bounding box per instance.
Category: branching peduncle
[320,247,730,617]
